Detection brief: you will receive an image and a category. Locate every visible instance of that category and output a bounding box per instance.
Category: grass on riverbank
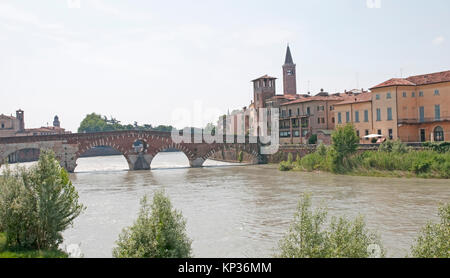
[0,233,68,258]
[280,148,450,179]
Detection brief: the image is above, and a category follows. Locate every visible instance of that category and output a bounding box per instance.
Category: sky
[0,0,449,132]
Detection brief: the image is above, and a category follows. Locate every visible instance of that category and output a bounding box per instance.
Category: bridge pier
[189,157,205,168]
[128,153,153,170]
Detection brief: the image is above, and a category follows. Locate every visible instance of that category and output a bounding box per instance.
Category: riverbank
[0,233,68,258]
[279,147,450,179]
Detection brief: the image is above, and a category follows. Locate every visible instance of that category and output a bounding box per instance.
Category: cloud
[432,36,445,45]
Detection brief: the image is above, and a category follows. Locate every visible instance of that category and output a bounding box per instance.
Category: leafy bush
[295,154,301,167]
[300,153,326,172]
[238,151,243,163]
[278,194,385,258]
[287,153,293,164]
[411,160,432,174]
[0,150,85,250]
[379,140,407,154]
[113,191,192,258]
[423,142,450,153]
[279,161,293,171]
[317,143,327,157]
[411,203,449,258]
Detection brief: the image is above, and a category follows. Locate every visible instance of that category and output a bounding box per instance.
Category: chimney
[16,109,25,132]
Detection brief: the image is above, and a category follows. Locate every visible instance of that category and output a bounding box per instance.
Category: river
[2,152,450,257]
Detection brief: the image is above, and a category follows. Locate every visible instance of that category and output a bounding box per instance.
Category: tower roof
[251,74,277,82]
[284,45,294,65]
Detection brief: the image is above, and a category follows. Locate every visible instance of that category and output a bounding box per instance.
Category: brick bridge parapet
[0,131,263,172]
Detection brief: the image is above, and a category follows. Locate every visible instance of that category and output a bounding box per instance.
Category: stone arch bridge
[0,130,264,172]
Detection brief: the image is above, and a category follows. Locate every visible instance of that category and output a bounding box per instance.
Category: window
[377,129,382,135]
[307,107,311,115]
[297,108,300,116]
[355,111,360,123]
[387,107,393,121]
[332,117,335,123]
[419,107,425,123]
[435,105,440,120]
[434,90,440,96]
[289,109,292,117]
[318,118,321,124]
[388,129,393,140]
[1,123,4,129]
[412,92,415,97]
[420,129,426,142]
[346,111,350,123]
[322,118,325,124]
[376,94,380,100]
[330,106,334,111]
[387,92,392,99]
[434,126,444,142]
[338,112,342,124]
[294,130,300,137]
[419,91,424,97]
[365,130,369,136]
[280,131,291,138]
[402,92,407,97]
[356,130,360,137]
[376,108,381,121]
[364,110,369,122]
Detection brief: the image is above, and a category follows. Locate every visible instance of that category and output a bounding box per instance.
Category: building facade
[0,110,70,138]
[370,70,450,142]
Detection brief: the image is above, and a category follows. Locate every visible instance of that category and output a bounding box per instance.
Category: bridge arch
[74,139,134,172]
[0,142,59,169]
[201,144,260,164]
[148,143,198,168]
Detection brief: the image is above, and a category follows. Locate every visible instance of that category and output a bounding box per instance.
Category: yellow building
[370,70,450,142]
[333,92,373,143]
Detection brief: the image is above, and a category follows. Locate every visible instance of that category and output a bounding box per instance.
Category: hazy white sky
[0,0,449,132]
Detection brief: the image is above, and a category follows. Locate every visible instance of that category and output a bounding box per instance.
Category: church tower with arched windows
[282,45,297,95]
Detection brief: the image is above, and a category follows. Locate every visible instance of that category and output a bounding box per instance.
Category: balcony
[398,116,450,125]
[280,114,311,119]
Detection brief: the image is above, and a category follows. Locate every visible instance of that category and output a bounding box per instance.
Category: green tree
[0,150,85,250]
[329,124,359,172]
[113,191,192,258]
[278,194,385,258]
[411,203,449,258]
[238,151,244,163]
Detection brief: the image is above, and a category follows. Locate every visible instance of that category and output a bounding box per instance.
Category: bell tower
[252,75,277,109]
[282,45,297,95]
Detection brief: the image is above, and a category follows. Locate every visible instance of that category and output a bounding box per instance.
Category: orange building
[370,70,450,142]
[333,92,373,143]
